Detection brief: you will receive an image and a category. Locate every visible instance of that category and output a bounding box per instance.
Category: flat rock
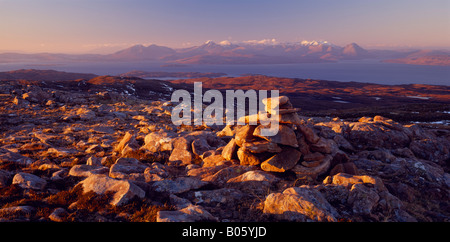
[202,154,228,167]
[292,155,332,179]
[254,124,298,147]
[193,188,244,206]
[241,140,282,153]
[69,165,109,177]
[157,205,218,222]
[261,147,301,172]
[12,172,47,190]
[227,170,279,184]
[78,174,145,206]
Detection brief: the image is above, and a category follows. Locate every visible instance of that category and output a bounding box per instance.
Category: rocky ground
[0,77,448,222]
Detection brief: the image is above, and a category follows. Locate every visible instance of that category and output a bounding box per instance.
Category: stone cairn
[219,95,357,179]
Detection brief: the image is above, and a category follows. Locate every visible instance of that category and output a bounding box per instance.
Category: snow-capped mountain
[1,40,448,66]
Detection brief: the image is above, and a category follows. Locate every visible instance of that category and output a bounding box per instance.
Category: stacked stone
[220,96,353,179]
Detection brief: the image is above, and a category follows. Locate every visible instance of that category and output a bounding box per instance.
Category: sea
[0,59,448,86]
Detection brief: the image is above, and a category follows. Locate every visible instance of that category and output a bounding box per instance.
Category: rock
[169,194,193,209]
[78,174,145,206]
[202,154,228,167]
[108,159,147,181]
[0,170,11,187]
[348,183,380,215]
[234,125,257,147]
[410,138,449,164]
[85,144,103,154]
[279,112,302,126]
[241,140,282,153]
[262,95,290,112]
[254,124,298,147]
[75,107,96,120]
[152,177,208,194]
[217,125,237,137]
[227,170,279,184]
[202,165,256,185]
[309,137,335,154]
[323,173,386,191]
[0,206,35,216]
[0,148,33,165]
[345,121,410,150]
[46,147,77,158]
[168,147,194,166]
[329,162,359,176]
[292,155,332,179]
[297,125,320,144]
[302,152,325,166]
[193,188,245,206]
[168,136,195,166]
[69,165,109,177]
[333,134,355,151]
[48,207,68,222]
[142,130,175,153]
[221,138,237,160]
[144,162,169,182]
[12,172,47,190]
[263,186,339,222]
[114,132,138,154]
[157,205,218,222]
[86,156,102,166]
[237,147,265,166]
[261,147,301,172]
[191,139,212,157]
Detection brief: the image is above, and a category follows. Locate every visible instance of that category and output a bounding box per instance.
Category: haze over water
[1,60,448,86]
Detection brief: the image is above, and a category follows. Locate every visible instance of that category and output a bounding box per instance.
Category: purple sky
[1,0,449,53]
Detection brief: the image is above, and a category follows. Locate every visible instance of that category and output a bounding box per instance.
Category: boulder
[78,174,145,206]
[254,124,298,147]
[12,172,47,190]
[234,125,257,147]
[263,186,339,222]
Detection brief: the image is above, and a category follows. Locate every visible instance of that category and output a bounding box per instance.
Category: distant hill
[383,50,450,66]
[0,69,97,81]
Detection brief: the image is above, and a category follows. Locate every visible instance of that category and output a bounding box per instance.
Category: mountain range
[0,40,449,66]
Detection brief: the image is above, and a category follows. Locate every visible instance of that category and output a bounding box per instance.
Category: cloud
[241,38,279,45]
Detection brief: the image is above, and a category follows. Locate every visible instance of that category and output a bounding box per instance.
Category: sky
[1,0,449,53]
